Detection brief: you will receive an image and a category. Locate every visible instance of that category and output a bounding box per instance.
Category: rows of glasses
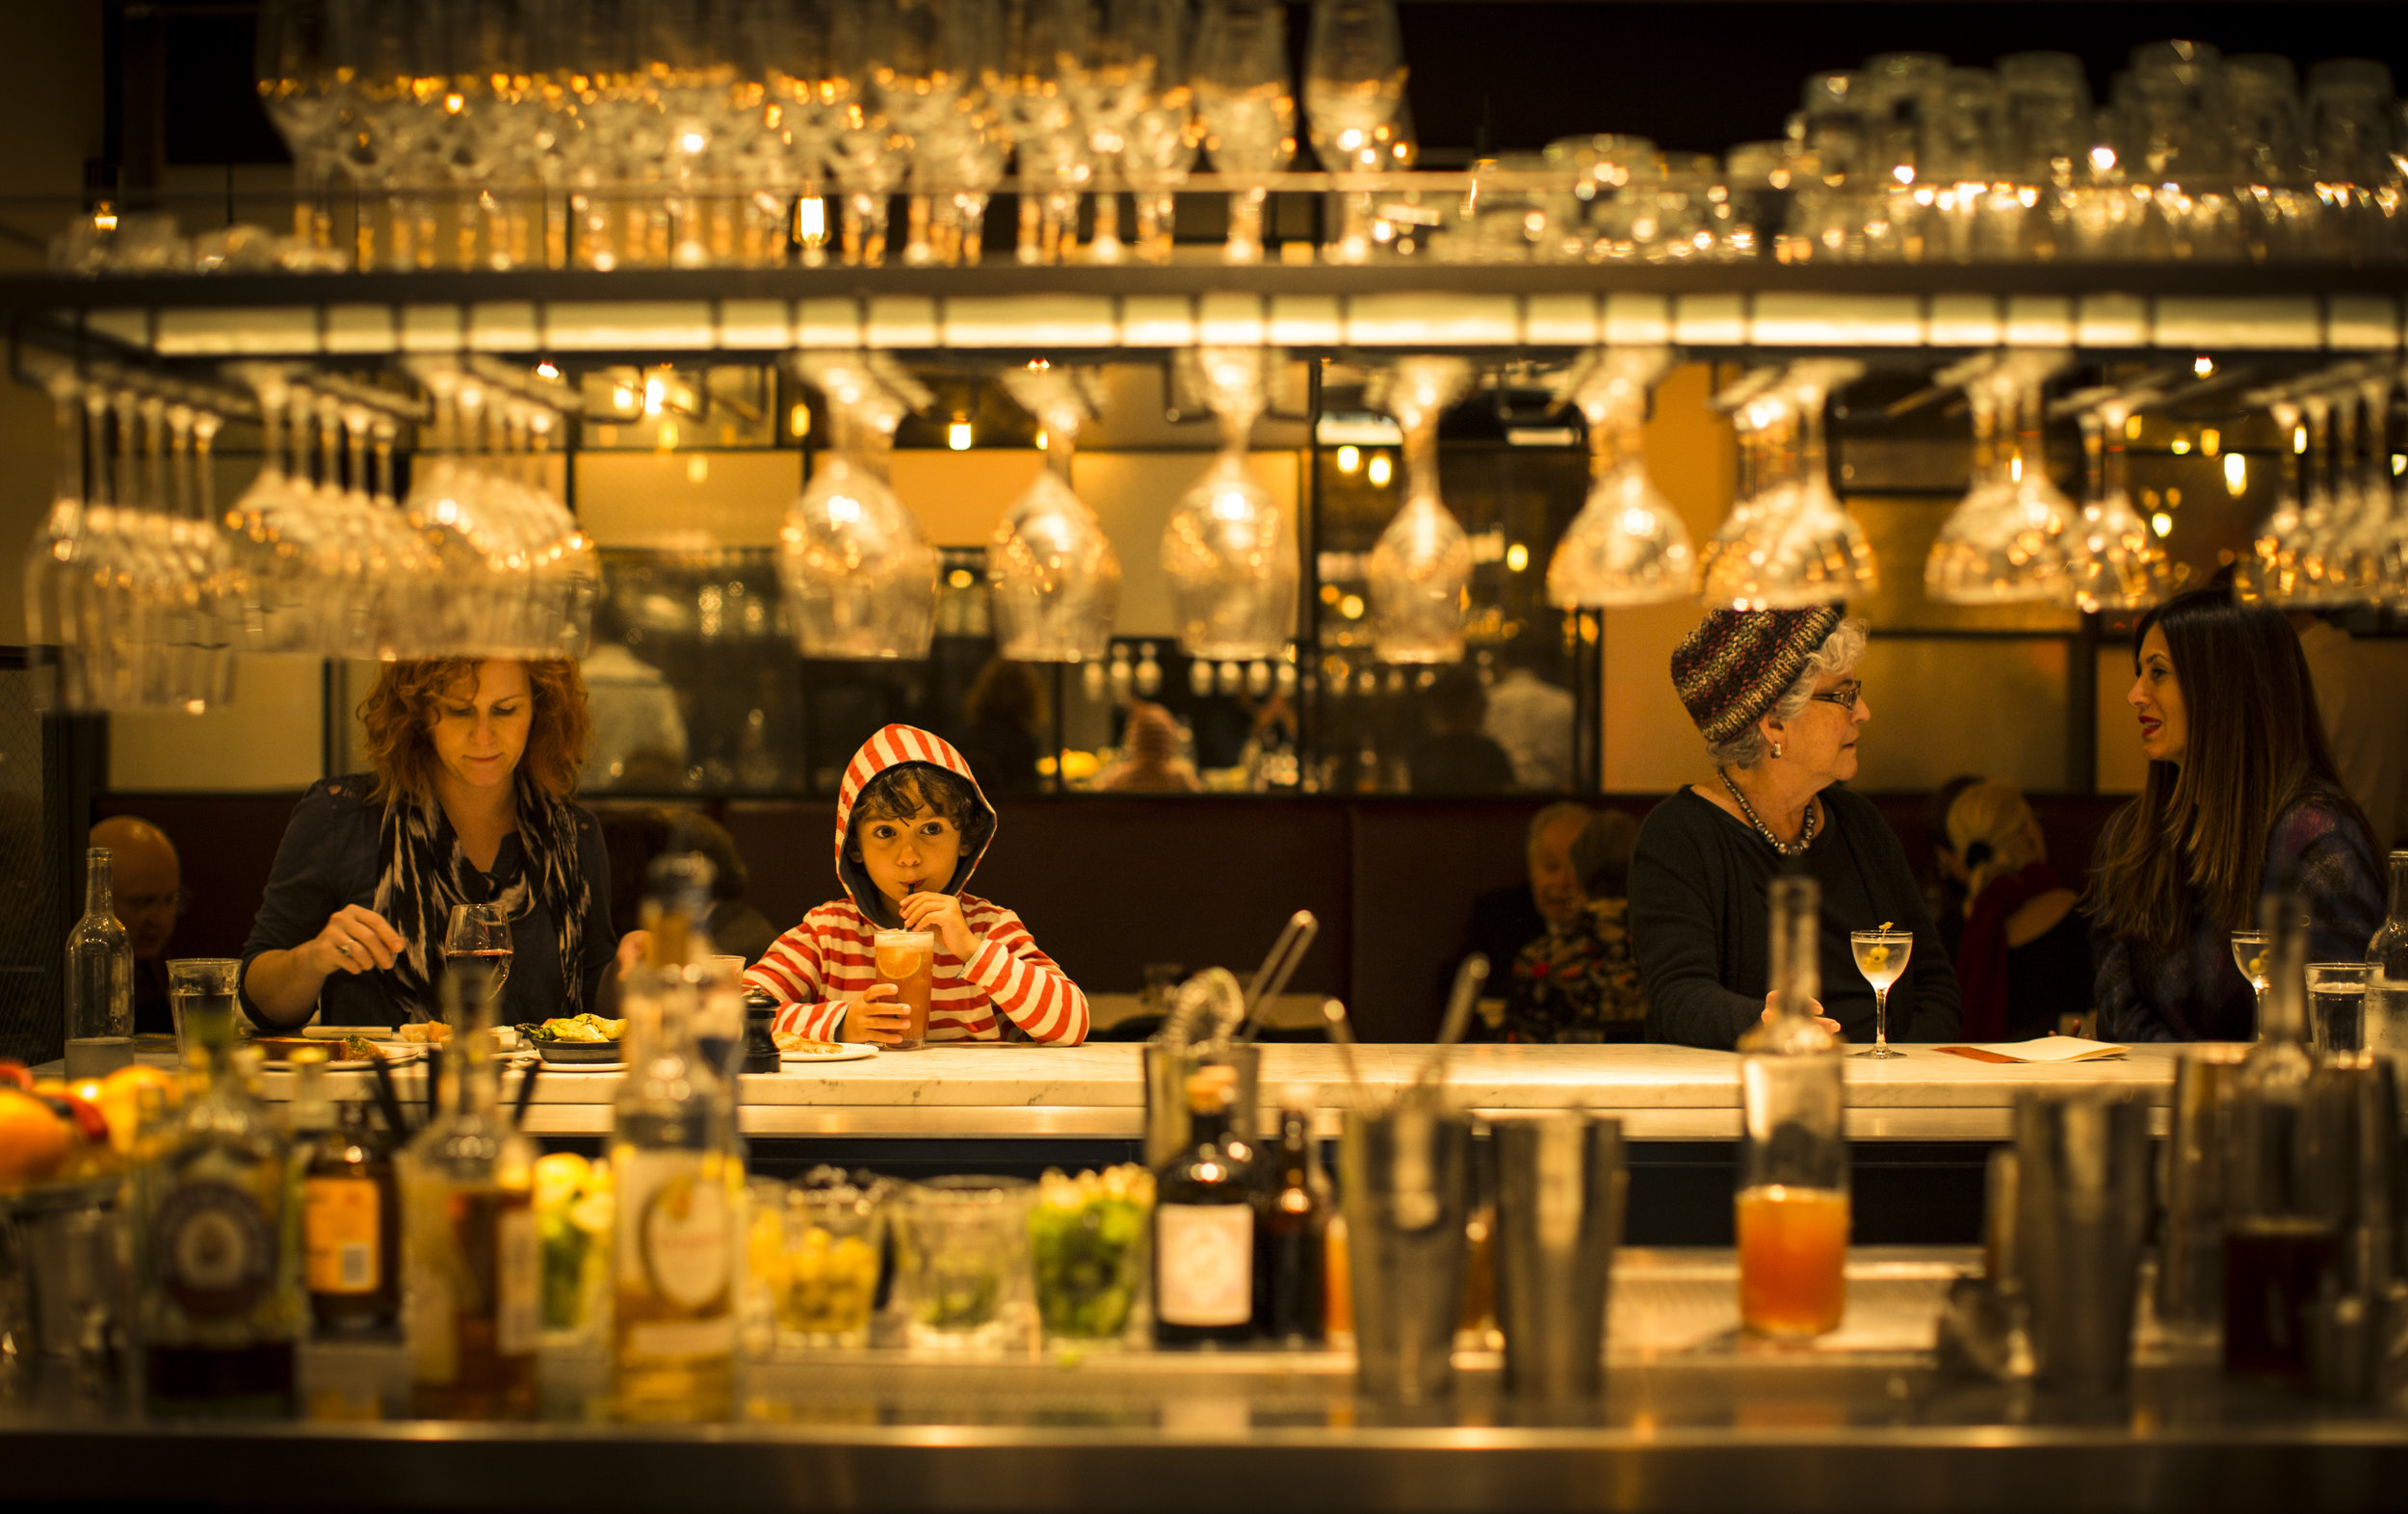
[231,0,1343,273]
[27,342,2408,708]
[2247,361,2408,608]
[22,357,598,710]
[27,3,2358,278]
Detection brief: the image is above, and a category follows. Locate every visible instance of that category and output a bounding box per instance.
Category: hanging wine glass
[1546,346,1697,607]
[2246,386,2309,601]
[1704,360,1873,610]
[1923,352,2082,605]
[1162,347,1296,661]
[991,363,1120,662]
[1365,355,1472,663]
[779,354,939,661]
[2064,388,2170,613]
[2264,385,2347,608]
[2340,372,2395,606]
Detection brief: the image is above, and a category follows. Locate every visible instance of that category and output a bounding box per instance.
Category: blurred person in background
[1504,809,1647,1042]
[90,814,183,1035]
[1923,773,1984,962]
[1456,801,1595,1031]
[1632,607,1959,1051]
[2289,610,2408,848]
[1947,782,2089,1042]
[1409,666,1516,796]
[953,656,1044,796]
[604,806,780,965]
[1100,702,1204,794]
[2092,588,2382,1041]
[1484,642,1575,792]
[581,594,689,792]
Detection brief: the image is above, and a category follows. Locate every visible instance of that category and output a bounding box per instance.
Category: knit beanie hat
[1670,606,1843,744]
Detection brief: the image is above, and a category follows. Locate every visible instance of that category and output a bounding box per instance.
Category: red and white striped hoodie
[746,724,1089,1045]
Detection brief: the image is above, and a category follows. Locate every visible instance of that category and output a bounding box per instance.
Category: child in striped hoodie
[746,724,1088,1045]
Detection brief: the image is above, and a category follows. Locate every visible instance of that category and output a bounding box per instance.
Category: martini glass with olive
[1850,924,1914,1059]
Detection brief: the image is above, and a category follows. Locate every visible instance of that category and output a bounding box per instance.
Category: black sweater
[1630,786,1962,1051]
[239,775,617,1030]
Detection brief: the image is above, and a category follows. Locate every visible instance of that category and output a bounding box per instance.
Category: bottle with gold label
[1153,1063,1258,1347]
[610,853,741,1422]
[130,978,301,1415]
[403,963,541,1419]
[290,1047,401,1339]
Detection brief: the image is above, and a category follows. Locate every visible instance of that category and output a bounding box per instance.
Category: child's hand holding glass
[844,982,913,1045]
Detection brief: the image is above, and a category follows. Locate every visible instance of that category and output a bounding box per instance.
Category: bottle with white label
[1153,1063,1259,1347]
[403,962,540,1419]
[610,854,741,1422]
[131,970,300,1415]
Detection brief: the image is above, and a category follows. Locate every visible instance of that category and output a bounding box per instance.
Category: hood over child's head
[832,726,1000,927]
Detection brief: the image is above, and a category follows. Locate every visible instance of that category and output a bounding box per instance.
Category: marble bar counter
[274,1042,2190,1143]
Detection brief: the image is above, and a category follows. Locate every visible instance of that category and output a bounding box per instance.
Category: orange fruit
[0,1087,73,1188]
[876,937,926,980]
[96,1063,180,1154]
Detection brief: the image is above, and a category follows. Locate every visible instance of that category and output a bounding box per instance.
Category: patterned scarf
[374,786,590,1022]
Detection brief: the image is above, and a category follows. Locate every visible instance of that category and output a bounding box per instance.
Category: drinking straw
[1239,910,1320,1044]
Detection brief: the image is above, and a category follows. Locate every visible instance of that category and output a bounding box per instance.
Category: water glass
[897,1176,1034,1349]
[167,957,242,1058]
[2306,963,2370,1055]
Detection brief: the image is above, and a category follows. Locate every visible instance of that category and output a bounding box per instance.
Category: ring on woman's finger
[336,941,353,957]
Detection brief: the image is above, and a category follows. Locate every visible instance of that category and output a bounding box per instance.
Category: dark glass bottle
[301,1088,403,1340]
[1254,1096,1326,1344]
[1153,1065,1257,1347]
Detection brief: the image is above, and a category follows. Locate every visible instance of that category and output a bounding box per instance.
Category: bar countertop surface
[4,1248,2401,1513]
[256,1041,2192,1141]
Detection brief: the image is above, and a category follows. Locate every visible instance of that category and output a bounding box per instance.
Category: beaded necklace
[1716,768,1817,857]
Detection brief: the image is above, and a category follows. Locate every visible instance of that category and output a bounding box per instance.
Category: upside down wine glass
[1850,927,1913,1057]
[1365,355,1473,664]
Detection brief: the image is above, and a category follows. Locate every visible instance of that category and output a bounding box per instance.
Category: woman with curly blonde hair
[241,658,627,1030]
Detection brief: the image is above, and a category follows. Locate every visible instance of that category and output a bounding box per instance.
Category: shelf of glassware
[6,262,2404,361]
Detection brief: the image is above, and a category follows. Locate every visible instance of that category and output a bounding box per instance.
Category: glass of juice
[874,929,936,1049]
[1735,1184,1849,1338]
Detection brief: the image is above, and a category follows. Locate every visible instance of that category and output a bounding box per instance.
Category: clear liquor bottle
[403,963,540,1419]
[132,977,300,1415]
[610,857,741,1423]
[1735,875,1850,1340]
[65,846,133,1078]
[1154,1064,1259,1346]
[291,1048,402,1339]
[2224,892,2331,1382]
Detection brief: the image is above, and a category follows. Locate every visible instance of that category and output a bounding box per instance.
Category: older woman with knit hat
[1628,607,1961,1051]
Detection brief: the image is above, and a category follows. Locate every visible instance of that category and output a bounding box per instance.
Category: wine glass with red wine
[443,901,512,1013]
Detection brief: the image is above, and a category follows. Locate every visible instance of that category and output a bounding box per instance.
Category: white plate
[777,1042,882,1065]
[533,1059,628,1073]
[265,1045,424,1070]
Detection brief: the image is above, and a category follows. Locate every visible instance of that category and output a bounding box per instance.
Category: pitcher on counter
[746,725,1089,1046]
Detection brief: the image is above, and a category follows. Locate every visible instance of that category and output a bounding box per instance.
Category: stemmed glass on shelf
[1850,927,1914,1059]
[1303,0,1407,265]
[1191,0,1296,265]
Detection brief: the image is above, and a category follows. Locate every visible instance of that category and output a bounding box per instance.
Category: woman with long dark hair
[2088,587,2383,1041]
